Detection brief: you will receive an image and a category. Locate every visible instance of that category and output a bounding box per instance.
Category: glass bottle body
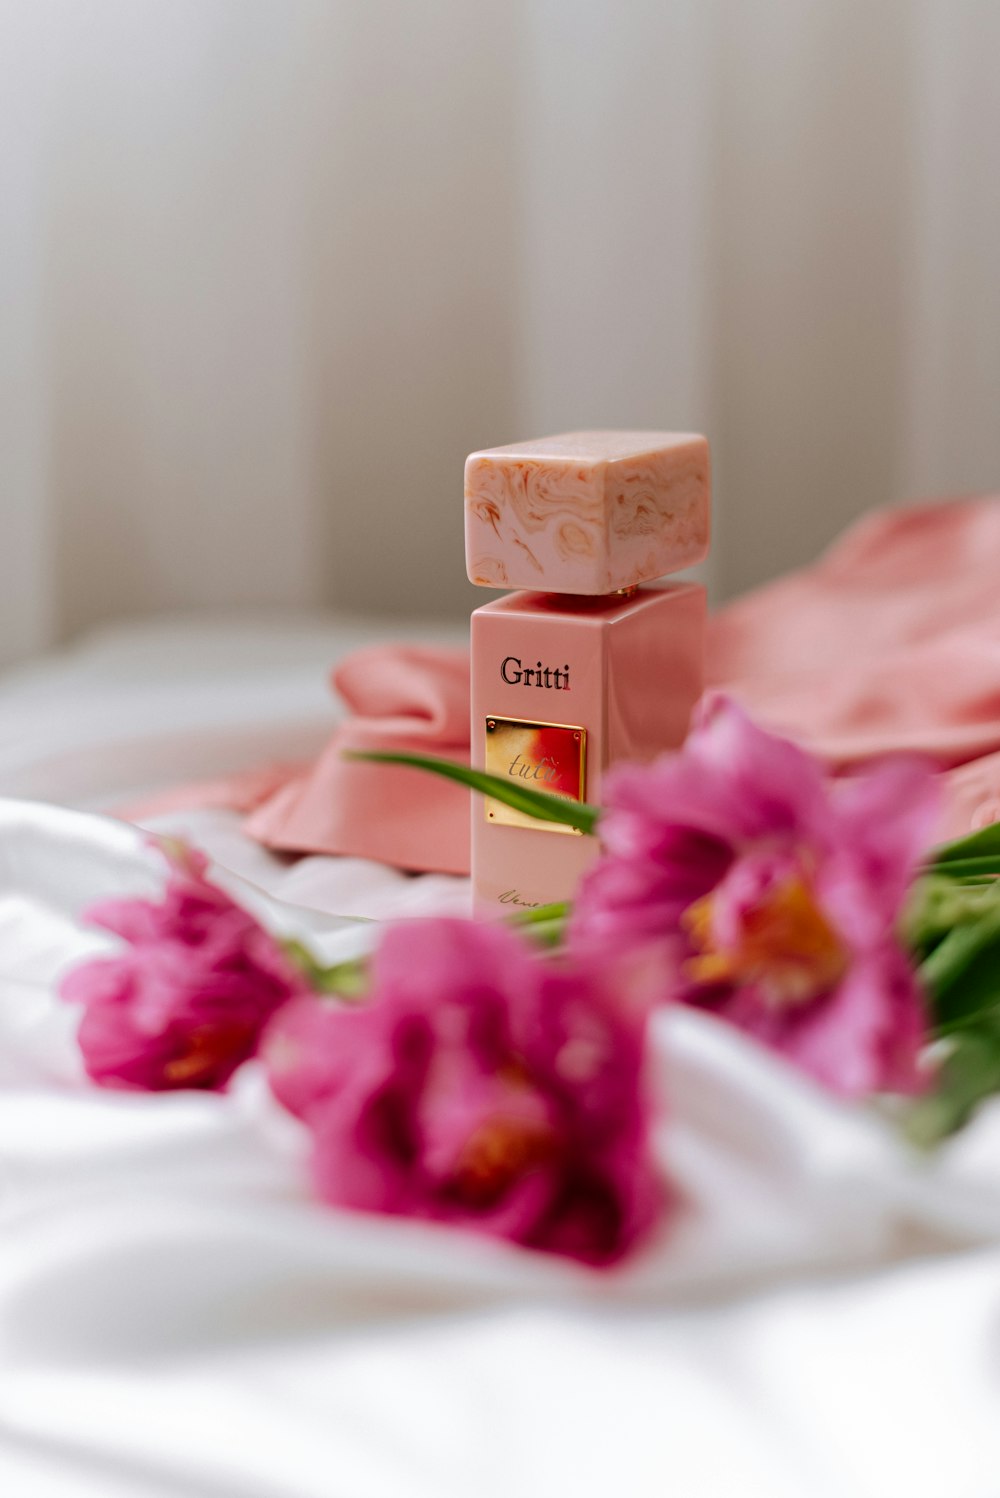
[470,581,706,914]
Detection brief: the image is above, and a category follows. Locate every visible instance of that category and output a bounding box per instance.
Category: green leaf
[928,821,1000,874]
[903,874,1000,959]
[903,1025,1000,1148]
[346,750,601,836]
[919,907,1000,1034]
[923,856,1000,880]
[506,900,570,948]
[507,900,570,927]
[283,940,369,1000]
[519,916,567,948]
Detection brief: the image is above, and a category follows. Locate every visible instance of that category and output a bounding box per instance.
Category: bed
[2,616,999,1497]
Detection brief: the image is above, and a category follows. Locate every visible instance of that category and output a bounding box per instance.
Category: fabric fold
[244,645,471,875]
[706,494,1000,836]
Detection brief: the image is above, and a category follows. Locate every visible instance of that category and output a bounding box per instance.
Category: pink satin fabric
[128,496,1000,869]
[707,495,1000,837]
[124,646,472,876]
[244,646,472,875]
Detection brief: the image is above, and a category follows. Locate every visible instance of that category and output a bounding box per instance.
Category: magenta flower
[570,695,941,1098]
[61,842,303,1090]
[264,918,661,1265]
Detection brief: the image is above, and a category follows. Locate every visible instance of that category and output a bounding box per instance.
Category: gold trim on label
[483,715,587,834]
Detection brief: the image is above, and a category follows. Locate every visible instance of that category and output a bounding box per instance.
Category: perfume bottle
[465,430,710,914]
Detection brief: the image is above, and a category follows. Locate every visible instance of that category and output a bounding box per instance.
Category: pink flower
[61,842,303,1090]
[570,695,941,1098]
[264,918,661,1265]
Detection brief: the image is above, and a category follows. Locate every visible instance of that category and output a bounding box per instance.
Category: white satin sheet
[1,619,999,1498]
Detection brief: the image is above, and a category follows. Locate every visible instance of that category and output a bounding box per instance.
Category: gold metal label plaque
[484,716,586,834]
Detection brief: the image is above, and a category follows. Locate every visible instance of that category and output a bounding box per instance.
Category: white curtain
[1,0,998,668]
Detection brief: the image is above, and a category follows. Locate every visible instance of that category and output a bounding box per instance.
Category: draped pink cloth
[706,496,1000,838]
[123,646,472,876]
[126,496,1000,869]
[243,645,471,874]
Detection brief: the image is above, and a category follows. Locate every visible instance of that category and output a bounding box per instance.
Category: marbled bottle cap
[464,430,710,595]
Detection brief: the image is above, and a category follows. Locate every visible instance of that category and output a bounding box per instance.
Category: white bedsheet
[2,617,999,1498]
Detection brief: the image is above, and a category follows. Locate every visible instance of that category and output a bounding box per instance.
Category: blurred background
[2,0,999,670]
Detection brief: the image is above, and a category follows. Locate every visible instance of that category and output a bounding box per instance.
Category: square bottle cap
[465,430,710,595]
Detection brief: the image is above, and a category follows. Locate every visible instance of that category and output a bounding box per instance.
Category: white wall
[1,0,998,665]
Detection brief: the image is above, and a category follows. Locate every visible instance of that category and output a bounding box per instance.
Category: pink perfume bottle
[465,430,710,914]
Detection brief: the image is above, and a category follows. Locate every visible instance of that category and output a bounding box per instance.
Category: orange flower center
[162,1022,253,1085]
[453,1116,552,1208]
[682,872,849,1008]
